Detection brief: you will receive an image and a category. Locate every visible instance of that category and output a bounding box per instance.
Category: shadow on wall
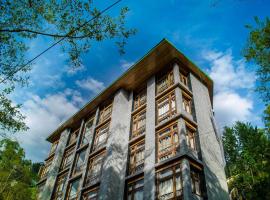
[202,164,230,200]
[99,123,129,200]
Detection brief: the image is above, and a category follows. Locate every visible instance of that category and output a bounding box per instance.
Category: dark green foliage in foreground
[0,139,40,200]
[223,122,270,200]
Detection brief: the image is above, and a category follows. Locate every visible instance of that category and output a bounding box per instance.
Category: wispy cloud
[76,78,105,94]
[16,90,82,162]
[203,49,255,127]
[120,59,135,70]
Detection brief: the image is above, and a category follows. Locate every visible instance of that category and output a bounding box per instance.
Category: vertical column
[173,62,183,113]
[143,76,156,200]
[99,89,133,200]
[40,129,70,200]
[173,63,188,154]
[181,158,193,200]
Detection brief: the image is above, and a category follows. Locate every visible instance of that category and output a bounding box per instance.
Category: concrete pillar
[173,62,183,113]
[181,158,192,200]
[98,89,133,200]
[40,129,70,200]
[143,76,156,200]
[173,62,188,155]
[190,74,229,200]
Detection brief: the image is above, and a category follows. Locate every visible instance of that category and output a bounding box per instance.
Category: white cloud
[16,91,81,162]
[203,49,254,92]
[214,91,253,127]
[76,78,105,94]
[203,49,255,127]
[120,59,135,70]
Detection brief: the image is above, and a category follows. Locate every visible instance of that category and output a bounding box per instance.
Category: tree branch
[0,28,90,39]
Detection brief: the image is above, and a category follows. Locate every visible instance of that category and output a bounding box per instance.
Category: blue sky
[11,0,269,162]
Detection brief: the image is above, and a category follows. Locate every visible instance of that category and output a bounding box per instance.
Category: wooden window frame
[92,123,109,151]
[131,109,146,139]
[126,176,144,200]
[61,147,75,170]
[39,157,53,179]
[82,187,99,200]
[156,162,183,199]
[157,122,179,162]
[98,103,112,124]
[52,173,68,200]
[185,123,197,152]
[85,151,105,187]
[134,89,146,110]
[67,178,81,200]
[191,168,202,196]
[68,128,80,146]
[80,117,94,146]
[156,91,176,124]
[73,149,87,175]
[156,70,174,94]
[182,92,192,114]
[180,72,188,87]
[49,140,58,155]
[129,139,145,175]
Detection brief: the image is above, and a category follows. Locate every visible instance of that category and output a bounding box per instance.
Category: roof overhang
[47,39,213,142]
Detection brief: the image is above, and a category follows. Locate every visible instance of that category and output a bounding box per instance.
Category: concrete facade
[37,40,229,200]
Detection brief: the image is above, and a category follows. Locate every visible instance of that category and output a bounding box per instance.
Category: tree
[0,138,40,200]
[0,0,136,133]
[244,17,270,103]
[222,122,270,200]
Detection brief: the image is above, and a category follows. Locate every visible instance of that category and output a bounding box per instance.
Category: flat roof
[47,38,213,142]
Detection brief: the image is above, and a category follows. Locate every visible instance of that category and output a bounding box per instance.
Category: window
[81,118,94,146]
[39,157,53,179]
[73,150,86,175]
[92,123,109,151]
[180,72,188,87]
[61,147,74,170]
[131,109,146,138]
[157,92,176,124]
[82,187,99,200]
[156,164,183,199]
[157,123,179,162]
[156,71,174,94]
[186,125,196,151]
[68,129,80,146]
[134,89,146,110]
[67,179,80,200]
[191,169,201,196]
[52,173,68,200]
[49,141,58,155]
[182,93,192,114]
[85,152,105,186]
[98,104,112,124]
[127,177,144,200]
[129,140,145,175]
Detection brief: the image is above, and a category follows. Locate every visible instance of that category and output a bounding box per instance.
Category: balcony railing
[129,159,144,175]
[157,109,177,124]
[131,125,146,139]
[85,173,101,186]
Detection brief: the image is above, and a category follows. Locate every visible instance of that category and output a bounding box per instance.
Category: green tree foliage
[244,17,270,103]
[0,0,136,133]
[0,139,40,200]
[223,122,270,200]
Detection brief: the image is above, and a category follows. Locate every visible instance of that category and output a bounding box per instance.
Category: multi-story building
[37,39,229,200]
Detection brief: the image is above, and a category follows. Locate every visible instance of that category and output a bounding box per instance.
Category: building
[37,39,229,200]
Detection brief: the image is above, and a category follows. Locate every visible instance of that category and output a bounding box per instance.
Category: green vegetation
[0,0,136,135]
[0,139,41,200]
[223,122,270,200]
